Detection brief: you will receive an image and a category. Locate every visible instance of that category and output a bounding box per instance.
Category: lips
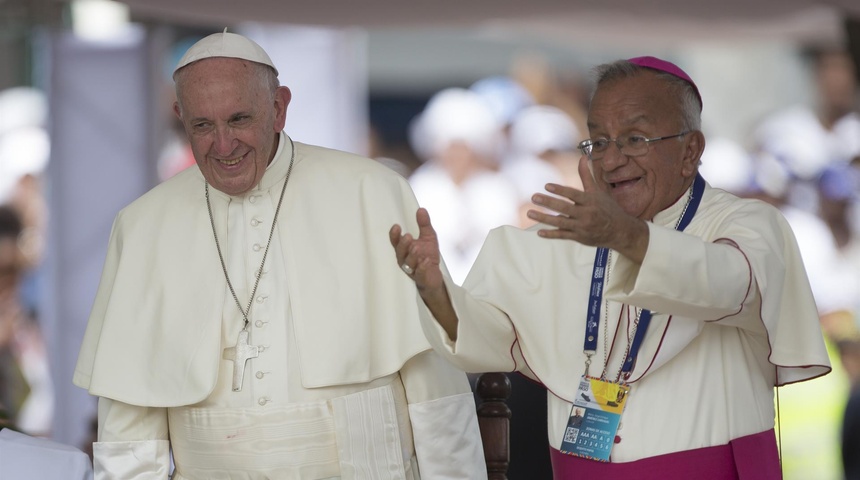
[609,177,641,189]
[214,152,247,167]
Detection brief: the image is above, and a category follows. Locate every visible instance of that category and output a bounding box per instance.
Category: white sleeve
[93,397,171,480]
[608,223,758,323]
[399,350,488,480]
[0,428,94,480]
[416,278,524,375]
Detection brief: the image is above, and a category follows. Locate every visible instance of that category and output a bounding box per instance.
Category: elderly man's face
[586,72,700,220]
[174,58,289,196]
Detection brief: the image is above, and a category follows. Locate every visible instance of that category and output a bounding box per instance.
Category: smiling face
[586,71,703,220]
[174,57,290,196]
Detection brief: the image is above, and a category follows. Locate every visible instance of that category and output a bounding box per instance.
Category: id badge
[559,375,630,462]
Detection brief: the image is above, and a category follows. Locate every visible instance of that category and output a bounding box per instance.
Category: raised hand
[526,156,649,263]
[389,207,444,293]
[389,208,460,340]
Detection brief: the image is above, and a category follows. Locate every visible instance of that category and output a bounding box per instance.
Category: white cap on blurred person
[470,76,534,126]
[509,105,579,157]
[0,128,50,204]
[0,87,48,135]
[408,88,503,162]
[0,87,50,203]
[173,30,278,76]
[698,137,754,195]
[752,151,793,200]
[752,105,860,181]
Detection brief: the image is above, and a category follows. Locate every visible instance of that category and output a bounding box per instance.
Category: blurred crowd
[0,86,52,437]
[1,38,859,478]
[400,59,588,285]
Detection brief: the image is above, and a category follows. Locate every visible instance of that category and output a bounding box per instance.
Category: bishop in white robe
[413,177,831,477]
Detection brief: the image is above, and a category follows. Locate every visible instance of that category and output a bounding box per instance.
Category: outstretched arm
[389,208,460,341]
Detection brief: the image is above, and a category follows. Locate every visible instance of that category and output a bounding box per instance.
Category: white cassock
[74,134,485,479]
[416,179,831,463]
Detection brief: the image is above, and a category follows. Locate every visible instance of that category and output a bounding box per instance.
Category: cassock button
[249,196,257,204]
[255,371,265,379]
[253,244,262,252]
[255,320,265,328]
[258,397,270,406]
[251,218,260,227]
[614,435,621,444]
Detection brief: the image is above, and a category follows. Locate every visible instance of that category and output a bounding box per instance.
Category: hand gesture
[526,156,648,262]
[390,208,460,340]
[389,208,444,293]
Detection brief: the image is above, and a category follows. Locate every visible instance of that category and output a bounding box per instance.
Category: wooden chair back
[475,372,511,479]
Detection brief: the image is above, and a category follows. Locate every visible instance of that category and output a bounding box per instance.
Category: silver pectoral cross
[222,328,260,392]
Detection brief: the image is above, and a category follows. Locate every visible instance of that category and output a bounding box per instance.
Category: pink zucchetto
[173,30,278,77]
[628,56,702,111]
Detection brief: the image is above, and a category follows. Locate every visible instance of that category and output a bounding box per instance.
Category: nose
[597,141,628,171]
[212,126,237,156]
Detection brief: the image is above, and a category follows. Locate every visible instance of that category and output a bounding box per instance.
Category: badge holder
[559,376,630,462]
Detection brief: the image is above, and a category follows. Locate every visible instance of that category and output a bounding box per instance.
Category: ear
[681,130,706,178]
[172,101,182,121]
[273,86,291,132]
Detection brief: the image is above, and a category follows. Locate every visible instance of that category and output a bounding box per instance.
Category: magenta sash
[550,429,781,479]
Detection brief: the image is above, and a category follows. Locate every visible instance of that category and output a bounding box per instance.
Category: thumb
[578,155,598,192]
[416,208,437,240]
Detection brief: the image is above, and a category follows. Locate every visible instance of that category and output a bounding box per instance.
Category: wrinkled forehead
[587,73,678,130]
[175,57,271,105]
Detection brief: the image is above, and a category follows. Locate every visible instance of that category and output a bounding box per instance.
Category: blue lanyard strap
[584,173,706,376]
[583,247,609,353]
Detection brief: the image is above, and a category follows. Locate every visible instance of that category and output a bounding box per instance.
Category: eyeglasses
[577,131,690,161]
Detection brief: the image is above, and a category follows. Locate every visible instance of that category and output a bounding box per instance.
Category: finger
[416,207,436,240]
[578,155,597,192]
[527,208,570,229]
[395,232,414,267]
[389,224,413,267]
[536,226,579,241]
[401,261,417,277]
[531,191,577,217]
[542,183,588,206]
[389,224,402,249]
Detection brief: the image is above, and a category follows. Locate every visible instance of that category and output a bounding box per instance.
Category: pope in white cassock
[390,56,832,479]
[74,32,485,479]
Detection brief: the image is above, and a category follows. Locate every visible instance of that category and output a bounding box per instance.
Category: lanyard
[583,173,705,377]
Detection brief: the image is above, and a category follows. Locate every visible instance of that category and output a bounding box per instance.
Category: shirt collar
[255,131,291,192]
[651,179,698,228]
